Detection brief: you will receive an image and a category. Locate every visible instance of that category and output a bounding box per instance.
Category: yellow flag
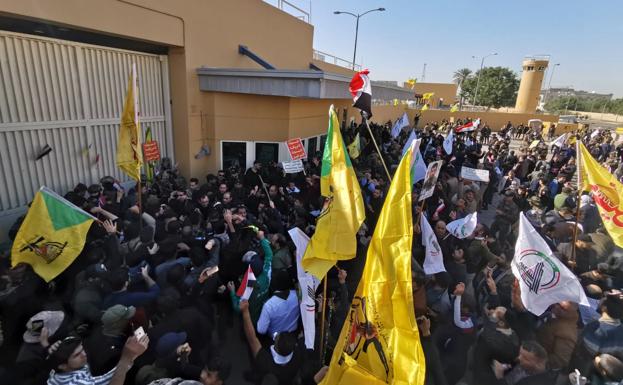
[302,106,365,279]
[421,104,429,111]
[393,99,399,106]
[321,143,425,385]
[406,78,417,89]
[578,141,623,248]
[348,133,361,159]
[616,127,623,134]
[116,63,143,181]
[450,103,459,113]
[11,187,95,282]
[568,135,577,145]
[422,92,434,100]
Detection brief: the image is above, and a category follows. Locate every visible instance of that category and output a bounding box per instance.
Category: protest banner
[461,166,490,182]
[282,159,304,174]
[286,138,306,160]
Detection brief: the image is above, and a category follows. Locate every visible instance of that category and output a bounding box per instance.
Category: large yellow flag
[11,187,95,282]
[406,78,417,89]
[421,104,429,111]
[578,141,623,247]
[450,103,459,113]
[302,106,365,279]
[348,133,361,159]
[116,63,143,181]
[321,142,426,385]
[422,92,434,100]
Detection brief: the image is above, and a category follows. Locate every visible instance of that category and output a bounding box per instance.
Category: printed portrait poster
[419,160,443,201]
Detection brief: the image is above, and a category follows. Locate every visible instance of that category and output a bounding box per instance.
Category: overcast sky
[289,0,623,97]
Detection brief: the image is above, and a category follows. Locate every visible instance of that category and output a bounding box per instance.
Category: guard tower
[515,56,549,113]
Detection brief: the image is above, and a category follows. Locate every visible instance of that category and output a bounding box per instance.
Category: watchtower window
[537,66,546,71]
[525,66,535,71]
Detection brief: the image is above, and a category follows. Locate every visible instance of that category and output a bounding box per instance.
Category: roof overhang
[196,67,414,100]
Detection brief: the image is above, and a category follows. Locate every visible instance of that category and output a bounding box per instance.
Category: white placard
[461,166,490,182]
[282,160,304,174]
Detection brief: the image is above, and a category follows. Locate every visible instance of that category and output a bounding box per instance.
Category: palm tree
[453,68,472,110]
[453,68,472,85]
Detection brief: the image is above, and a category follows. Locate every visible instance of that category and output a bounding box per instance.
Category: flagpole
[319,277,328,361]
[361,112,392,182]
[571,135,582,265]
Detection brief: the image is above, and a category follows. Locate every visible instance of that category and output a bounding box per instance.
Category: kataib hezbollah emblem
[20,235,67,264]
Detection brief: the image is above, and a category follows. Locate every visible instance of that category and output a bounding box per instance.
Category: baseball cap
[24,310,65,343]
[101,305,136,327]
[46,335,82,369]
[156,332,187,357]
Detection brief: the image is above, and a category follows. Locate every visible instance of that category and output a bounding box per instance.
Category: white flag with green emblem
[511,213,589,316]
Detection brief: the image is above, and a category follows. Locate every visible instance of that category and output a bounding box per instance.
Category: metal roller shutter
[0,30,173,238]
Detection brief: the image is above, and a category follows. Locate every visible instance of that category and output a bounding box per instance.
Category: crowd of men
[1,115,623,385]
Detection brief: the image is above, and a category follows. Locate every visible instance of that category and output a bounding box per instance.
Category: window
[538,66,546,71]
[525,66,535,71]
[255,142,279,165]
[307,137,317,157]
[222,142,246,171]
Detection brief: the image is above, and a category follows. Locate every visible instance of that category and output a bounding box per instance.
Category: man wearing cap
[525,196,545,228]
[46,333,148,385]
[554,186,576,210]
[83,305,137,376]
[491,191,519,246]
[135,332,192,385]
[14,311,66,384]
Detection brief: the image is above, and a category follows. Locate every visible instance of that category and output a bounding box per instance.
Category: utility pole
[421,63,427,82]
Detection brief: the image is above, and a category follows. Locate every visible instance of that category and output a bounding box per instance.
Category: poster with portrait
[419,160,443,201]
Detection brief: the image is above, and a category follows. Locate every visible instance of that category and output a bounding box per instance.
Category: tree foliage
[460,66,519,108]
[453,68,472,85]
[544,96,623,115]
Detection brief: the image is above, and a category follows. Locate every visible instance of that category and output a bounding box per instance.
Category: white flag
[402,129,417,156]
[551,133,568,148]
[421,213,446,274]
[443,128,454,154]
[391,112,409,138]
[446,211,478,239]
[511,213,589,316]
[288,227,320,350]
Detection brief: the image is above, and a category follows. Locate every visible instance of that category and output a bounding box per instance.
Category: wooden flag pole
[361,111,392,182]
[257,174,273,205]
[319,277,328,361]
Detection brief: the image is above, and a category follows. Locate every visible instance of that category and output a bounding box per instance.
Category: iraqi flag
[511,213,589,316]
[455,118,480,133]
[349,69,372,118]
[236,265,256,301]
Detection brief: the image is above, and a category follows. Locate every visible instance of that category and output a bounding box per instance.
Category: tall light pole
[543,63,560,107]
[472,52,498,107]
[334,7,386,70]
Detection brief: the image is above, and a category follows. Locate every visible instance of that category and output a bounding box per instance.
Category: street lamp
[472,52,498,107]
[334,7,386,70]
[543,63,560,107]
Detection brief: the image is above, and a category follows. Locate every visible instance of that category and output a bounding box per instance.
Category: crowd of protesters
[1,114,623,385]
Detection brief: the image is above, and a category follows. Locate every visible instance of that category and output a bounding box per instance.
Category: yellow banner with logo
[320,143,425,385]
[578,141,623,247]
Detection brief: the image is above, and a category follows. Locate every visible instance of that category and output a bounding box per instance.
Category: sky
[289,0,623,97]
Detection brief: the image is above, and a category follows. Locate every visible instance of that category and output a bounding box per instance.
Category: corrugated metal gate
[0,31,173,224]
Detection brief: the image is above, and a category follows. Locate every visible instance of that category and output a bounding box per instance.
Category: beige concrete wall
[364,105,558,132]
[311,59,355,77]
[1,0,317,178]
[0,0,185,46]
[412,82,458,107]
